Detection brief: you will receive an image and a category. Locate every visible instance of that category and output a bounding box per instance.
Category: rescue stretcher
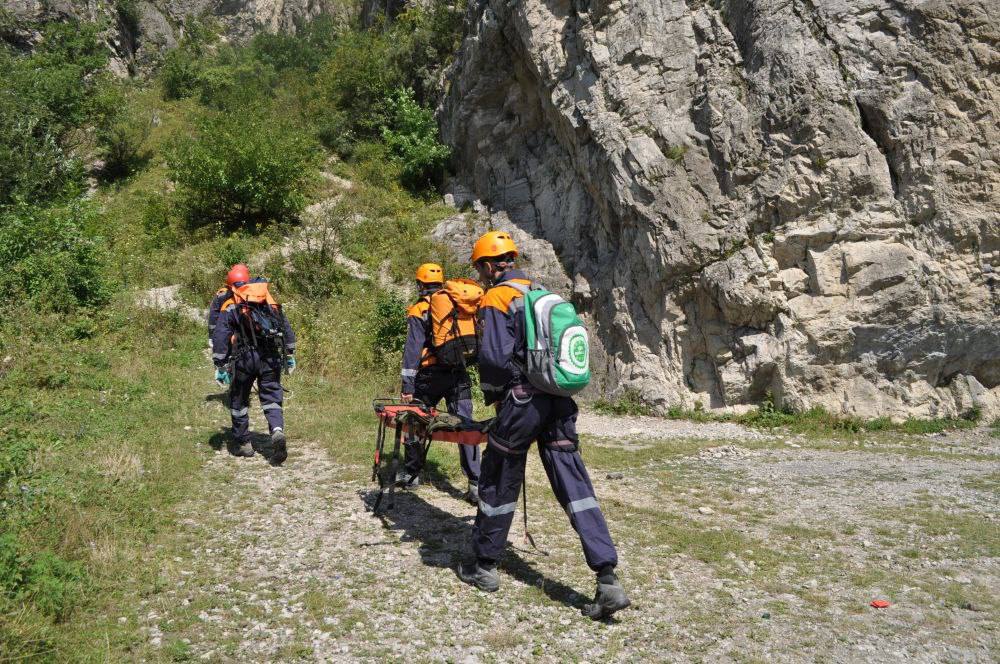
[370,398,492,514]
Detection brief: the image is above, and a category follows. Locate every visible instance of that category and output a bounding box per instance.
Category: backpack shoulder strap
[499,280,531,295]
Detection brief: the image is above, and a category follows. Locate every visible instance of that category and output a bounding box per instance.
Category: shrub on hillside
[158,18,221,100]
[390,2,467,103]
[0,20,107,207]
[366,291,408,367]
[0,95,84,207]
[167,111,318,232]
[91,81,151,179]
[250,16,340,74]
[315,30,402,140]
[160,47,202,100]
[382,88,451,191]
[0,202,111,311]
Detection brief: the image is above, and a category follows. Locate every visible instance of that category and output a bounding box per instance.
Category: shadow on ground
[358,487,592,614]
[207,429,277,460]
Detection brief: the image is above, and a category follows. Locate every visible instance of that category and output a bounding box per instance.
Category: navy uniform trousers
[403,367,481,483]
[471,385,618,571]
[229,348,285,442]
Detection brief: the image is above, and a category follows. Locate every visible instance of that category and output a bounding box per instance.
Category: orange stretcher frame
[369,399,491,513]
[375,404,489,445]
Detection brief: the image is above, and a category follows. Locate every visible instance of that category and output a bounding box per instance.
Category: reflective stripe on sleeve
[478,500,517,518]
[212,352,227,361]
[401,368,418,377]
[566,497,599,515]
[480,382,505,392]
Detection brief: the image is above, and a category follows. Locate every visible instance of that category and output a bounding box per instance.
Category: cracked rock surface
[439,0,1000,419]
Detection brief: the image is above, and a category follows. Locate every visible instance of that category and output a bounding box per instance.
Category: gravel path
[576,411,775,441]
[134,412,999,662]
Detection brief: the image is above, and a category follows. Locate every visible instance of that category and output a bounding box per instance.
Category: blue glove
[286,356,296,374]
[215,369,231,386]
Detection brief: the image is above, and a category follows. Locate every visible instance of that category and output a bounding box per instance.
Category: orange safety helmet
[415,263,444,284]
[226,263,250,286]
[471,231,518,263]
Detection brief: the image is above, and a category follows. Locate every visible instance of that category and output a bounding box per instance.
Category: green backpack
[504,281,591,396]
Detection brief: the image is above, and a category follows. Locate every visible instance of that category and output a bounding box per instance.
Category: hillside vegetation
[0,5,467,658]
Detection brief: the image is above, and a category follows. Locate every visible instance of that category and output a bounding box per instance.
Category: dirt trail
[135,406,999,662]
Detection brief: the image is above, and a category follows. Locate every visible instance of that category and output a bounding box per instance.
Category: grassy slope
[0,71,463,656]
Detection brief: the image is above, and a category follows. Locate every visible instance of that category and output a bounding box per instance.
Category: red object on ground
[870,600,891,609]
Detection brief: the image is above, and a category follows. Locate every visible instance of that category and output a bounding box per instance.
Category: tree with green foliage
[90,80,151,179]
[382,88,451,191]
[0,20,108,207]
[167,110,319,232]
[314,29,403,140]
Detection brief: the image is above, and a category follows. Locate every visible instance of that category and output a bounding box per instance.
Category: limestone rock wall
[439,0,1000,418]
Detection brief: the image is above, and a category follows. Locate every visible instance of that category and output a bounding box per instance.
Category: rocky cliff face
[439,0,1000,418]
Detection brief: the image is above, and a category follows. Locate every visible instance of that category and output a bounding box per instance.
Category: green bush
[315,30,402,140]
[366,291,407,367]
[250,16,339,74]
[23,552,84,620]
[593,388,655,417]
[0,202,111,311]
[158,17,220,100]
[382,88,451,191]
[0,20,107,207]
[0,94,84,207]
[91,81,151,179]
[160,47,202,100]
[194,47,278,110]
[390,2,467,103]
[167,110,318,232]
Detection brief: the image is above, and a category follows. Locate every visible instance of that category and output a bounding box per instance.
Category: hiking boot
[227,440,255,457]
[463,482,479,506]
[395,471,420,488]
[269,428,287,466]
[581,572,631,620]
[456,561,500,593]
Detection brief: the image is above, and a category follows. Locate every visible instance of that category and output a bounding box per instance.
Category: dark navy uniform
[211,294,296,444]
[472,268,617,572]
[207,287,230,346]
[401,292,480,483]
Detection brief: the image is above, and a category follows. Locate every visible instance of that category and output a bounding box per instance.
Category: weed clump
[594,388,656,416]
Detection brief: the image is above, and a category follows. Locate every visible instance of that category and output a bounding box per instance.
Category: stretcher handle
[372,397,430,412]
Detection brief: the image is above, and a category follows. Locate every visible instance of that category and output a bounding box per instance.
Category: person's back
[458,231,630,621]
[211,275,296,465]
[207,263,250,349]
[398,264,481,501]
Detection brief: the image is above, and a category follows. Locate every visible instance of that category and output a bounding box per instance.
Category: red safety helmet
[226,263,250,286]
